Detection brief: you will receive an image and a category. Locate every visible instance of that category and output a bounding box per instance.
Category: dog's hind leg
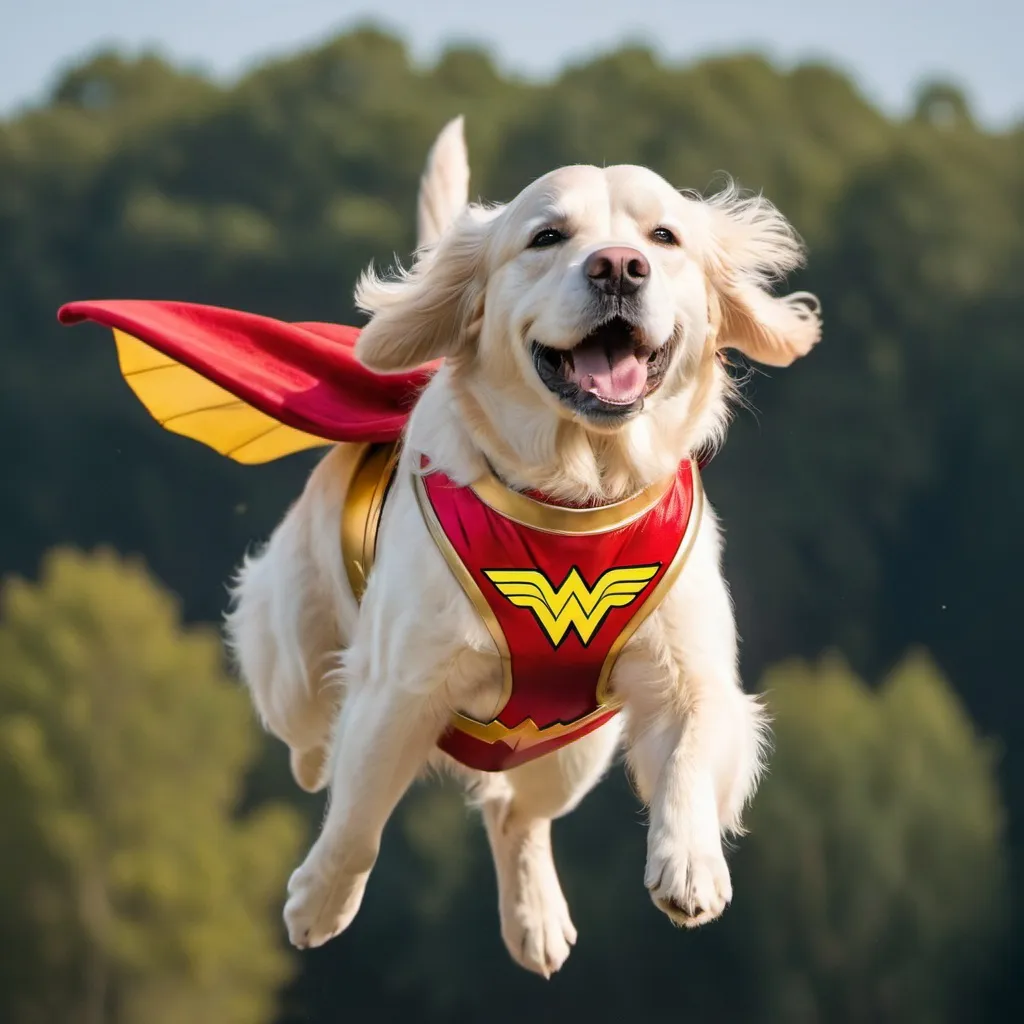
[226,516,337,791]
[474,718,623,978]
[226,447,360,793]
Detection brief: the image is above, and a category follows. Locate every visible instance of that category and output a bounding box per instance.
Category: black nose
[584,246,650,297]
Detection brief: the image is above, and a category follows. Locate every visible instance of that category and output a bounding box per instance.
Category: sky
[2,0,1020,127]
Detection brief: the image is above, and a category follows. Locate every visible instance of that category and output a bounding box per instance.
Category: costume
[59,299,703,771]
[418,456,702,770]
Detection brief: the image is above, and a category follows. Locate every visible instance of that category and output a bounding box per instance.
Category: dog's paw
[500,860,577,978]
[503,893,577,979]
[645,840,732,929]
[284,859,369,949]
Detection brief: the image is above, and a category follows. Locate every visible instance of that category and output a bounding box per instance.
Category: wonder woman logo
[482,565,660,647]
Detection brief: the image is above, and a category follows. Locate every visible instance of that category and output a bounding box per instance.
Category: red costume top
[58,299,705,772]
[416,457,702,771]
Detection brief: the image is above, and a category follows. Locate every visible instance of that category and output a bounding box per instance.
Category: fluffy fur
[226,118,820,977]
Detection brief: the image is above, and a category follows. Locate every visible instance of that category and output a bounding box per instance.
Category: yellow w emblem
[483,564,659,646]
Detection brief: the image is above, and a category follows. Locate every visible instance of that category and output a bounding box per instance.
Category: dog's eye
[528,228,566,249]
[651,227,680,246]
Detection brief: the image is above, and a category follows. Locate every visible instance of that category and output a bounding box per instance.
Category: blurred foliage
[731,652,1007,1024]
[0,548,302,1024]
[0,25,1021,1024]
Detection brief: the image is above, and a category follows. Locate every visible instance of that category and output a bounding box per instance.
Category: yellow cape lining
[112,328,330,464]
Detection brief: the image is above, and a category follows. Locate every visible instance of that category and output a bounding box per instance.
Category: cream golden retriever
[226,116,820,977]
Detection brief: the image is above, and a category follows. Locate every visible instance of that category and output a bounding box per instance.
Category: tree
[0,548,303,1024]
[727,651,1007,1024]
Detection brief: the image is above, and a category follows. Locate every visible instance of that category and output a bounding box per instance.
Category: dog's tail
[416,115,470,249]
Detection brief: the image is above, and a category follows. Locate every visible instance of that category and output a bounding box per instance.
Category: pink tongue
[569,346,648,405]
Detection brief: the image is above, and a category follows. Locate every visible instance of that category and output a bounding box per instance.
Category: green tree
[0,547,303,1024]
[728,651,1007,1024]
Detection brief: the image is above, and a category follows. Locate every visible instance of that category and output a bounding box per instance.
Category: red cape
[58,300,437,454]
[58,297,714,470]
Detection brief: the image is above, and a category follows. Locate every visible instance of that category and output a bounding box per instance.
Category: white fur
[226,121,820,974]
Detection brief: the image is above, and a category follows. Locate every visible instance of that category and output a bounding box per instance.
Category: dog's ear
[416,115,470,249]
[703,186,821,367]
[354,208,489,373]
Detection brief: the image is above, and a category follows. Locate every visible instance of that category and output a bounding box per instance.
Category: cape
[57,299,438,463]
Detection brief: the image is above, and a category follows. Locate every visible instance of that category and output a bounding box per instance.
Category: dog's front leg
[629,704,735,929]
[622,514,767,929]
[284,677,449,948]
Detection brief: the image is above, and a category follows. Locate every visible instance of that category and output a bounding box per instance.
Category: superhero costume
[58,299,703,772]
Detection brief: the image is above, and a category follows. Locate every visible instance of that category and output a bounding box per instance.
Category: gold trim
[469,465,675,536]
[596,459,704,704]
[448,704,617,752]
[413,471,515,720]
[341,442,400,602]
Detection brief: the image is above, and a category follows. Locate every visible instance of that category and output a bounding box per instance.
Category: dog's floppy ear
[355,208,489,373]
[703,185,821,367]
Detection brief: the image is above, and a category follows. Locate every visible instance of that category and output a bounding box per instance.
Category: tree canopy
[0,548,302,1024]
[731,652,1007,1024]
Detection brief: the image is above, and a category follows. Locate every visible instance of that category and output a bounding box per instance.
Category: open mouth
[531,316,674,420]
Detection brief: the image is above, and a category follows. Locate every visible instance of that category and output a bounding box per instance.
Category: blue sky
[4,0,1020,126]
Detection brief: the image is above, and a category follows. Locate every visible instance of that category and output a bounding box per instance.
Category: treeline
[0,28,1021,1023]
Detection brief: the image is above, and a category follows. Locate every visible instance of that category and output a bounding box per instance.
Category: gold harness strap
[340,442,400,602]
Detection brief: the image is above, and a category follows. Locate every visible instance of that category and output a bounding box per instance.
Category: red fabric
[423,461,696,771]
[57,299,439,444]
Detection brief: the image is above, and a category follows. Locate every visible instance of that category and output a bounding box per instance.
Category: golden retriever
[226,116,821,977]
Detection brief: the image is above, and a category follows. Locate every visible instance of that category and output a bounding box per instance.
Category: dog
[225,116,821,978]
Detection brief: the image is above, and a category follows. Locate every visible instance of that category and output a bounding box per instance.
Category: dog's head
[356,162,819,475]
